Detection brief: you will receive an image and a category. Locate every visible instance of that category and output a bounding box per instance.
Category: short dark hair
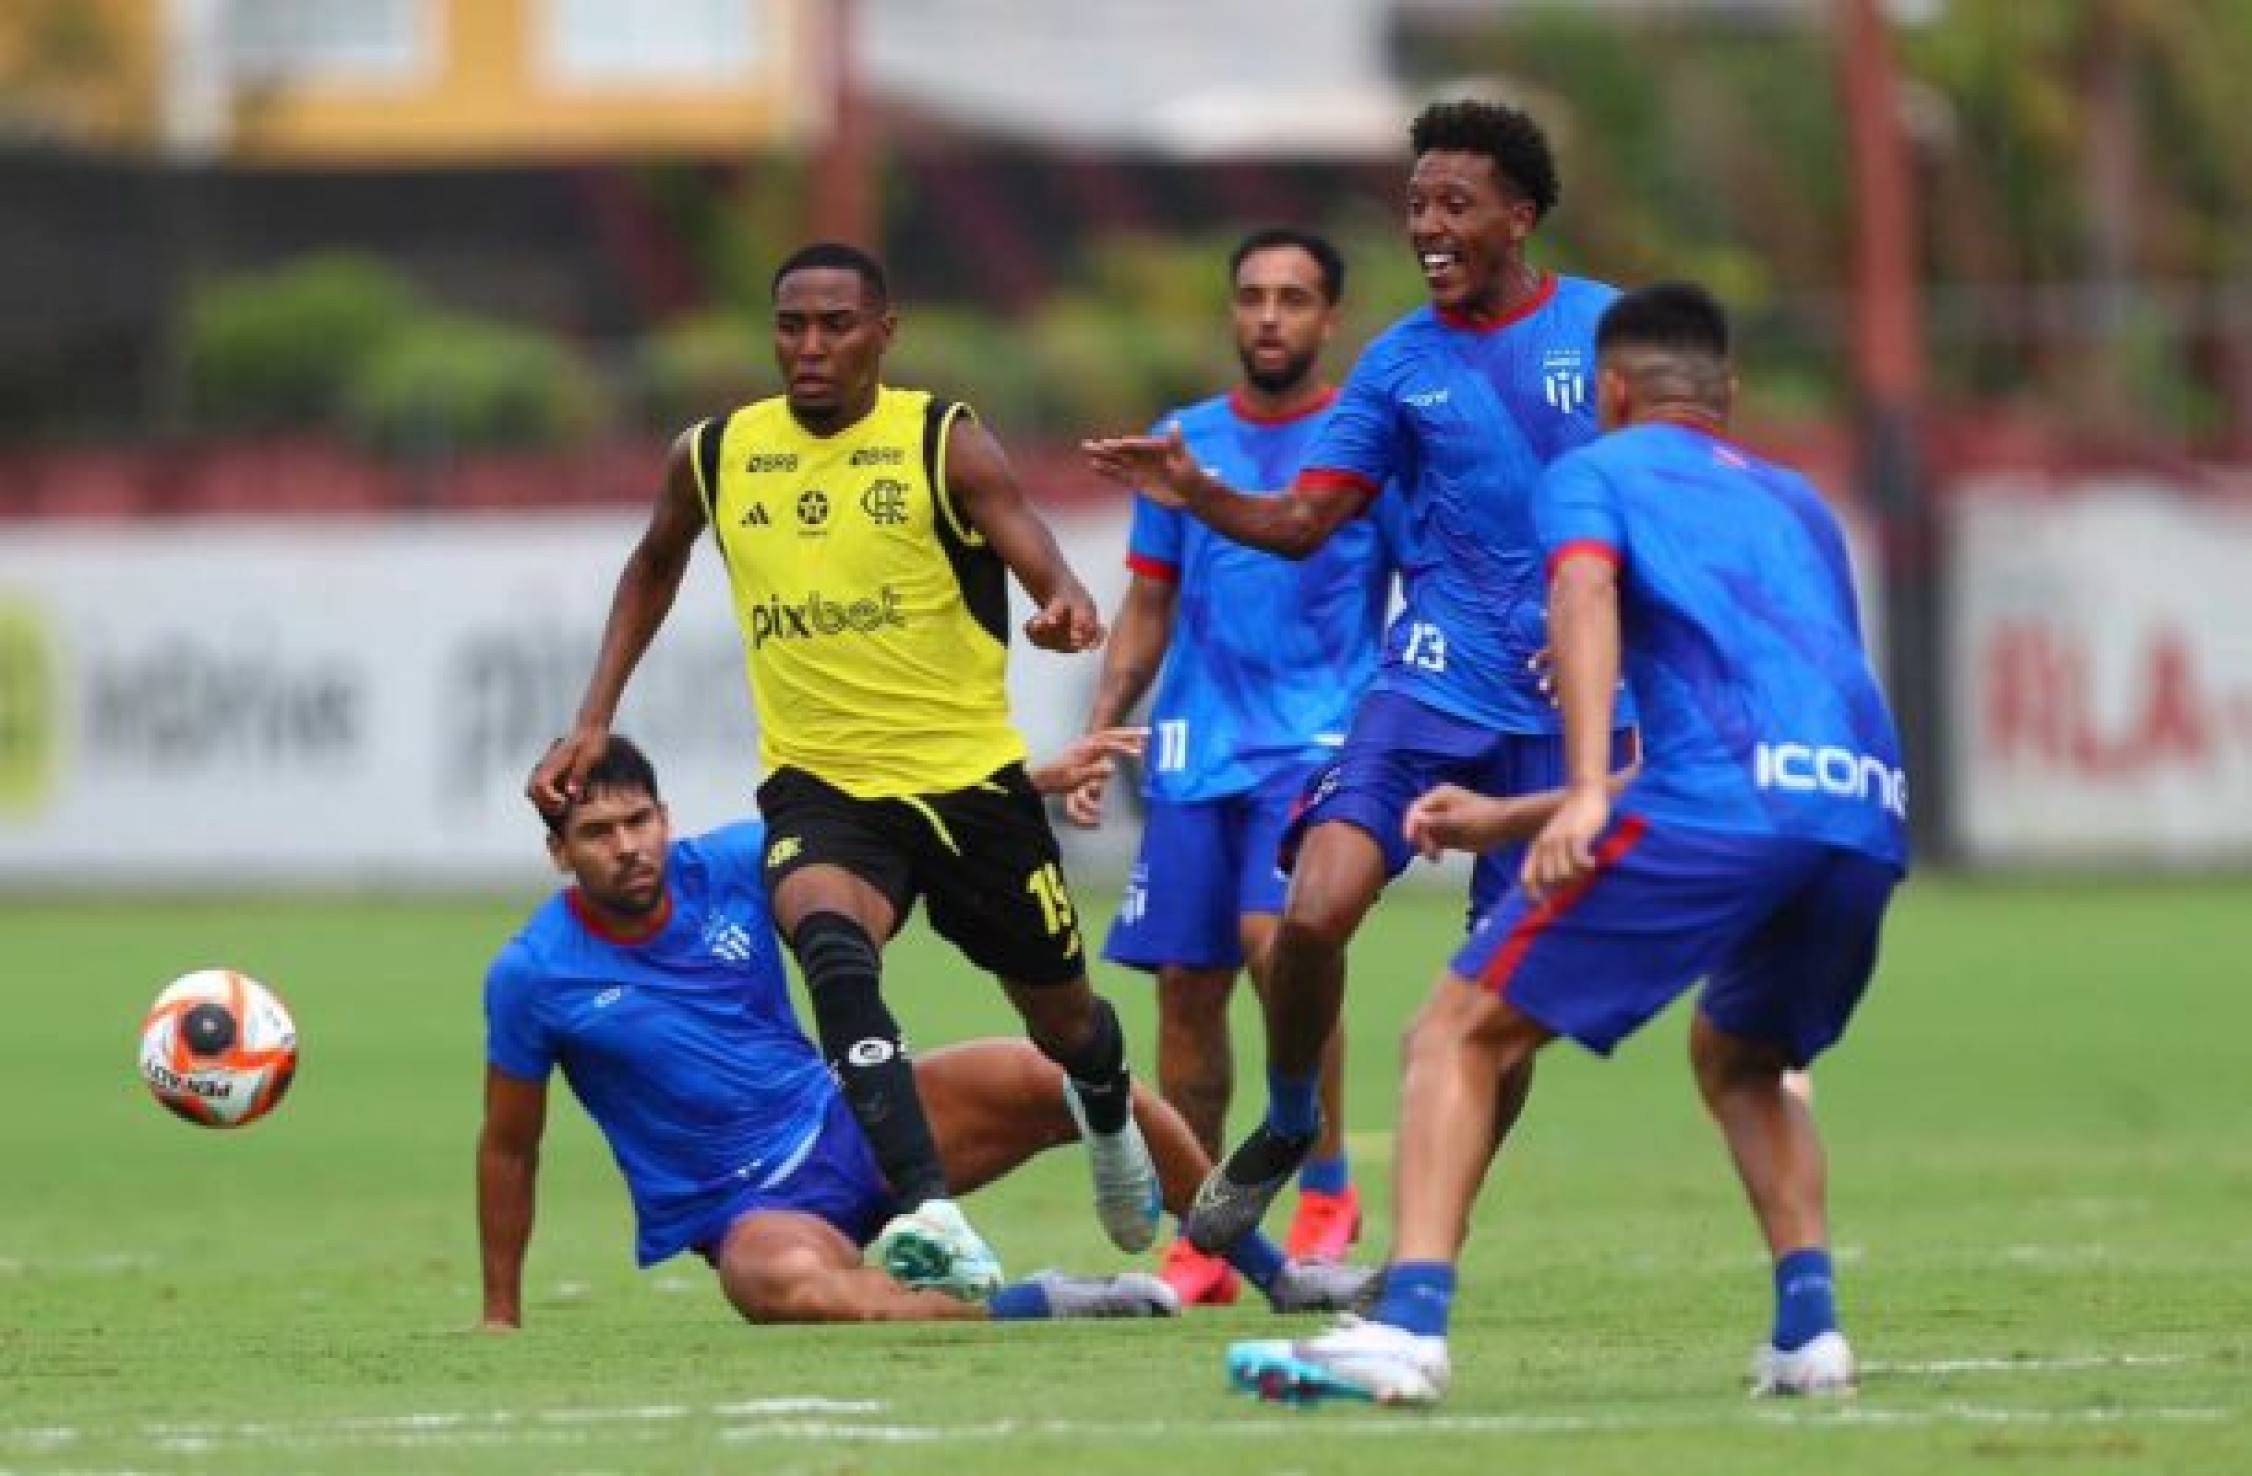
[1409,100,1561,218]
[1229,227,1346,304]
[1596,282,1733,360]
[543,733,661,835]
[771,241,889,306]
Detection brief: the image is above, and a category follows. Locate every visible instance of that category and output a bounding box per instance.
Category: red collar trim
[1436,270,1557,334]
[567,886,674,945]
[1229,384,1338,426]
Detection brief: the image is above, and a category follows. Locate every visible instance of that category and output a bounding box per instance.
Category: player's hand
[1031,727,1147,823]
[1522,783,1612,902]
[1081,425,1200,509]
[1403,784,1517,860]
[1025,583,1104,653]
[526,726,609,817]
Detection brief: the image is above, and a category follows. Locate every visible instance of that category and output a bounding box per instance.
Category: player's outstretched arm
[1064,571,1176,825]
[526,429,710,814]
[1405,785,1560,859]
[1524,553,1625,899]
[1405,766,1641,860]
[945,418,1103,653]
[1081,426,1362,560]
[1028,727,1147,806]
[475,1067,549,1331]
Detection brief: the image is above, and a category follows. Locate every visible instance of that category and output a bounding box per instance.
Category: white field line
[714,1405,2233,1446]
[2,1371,2227,1456]
[1865,1352,2192,1375]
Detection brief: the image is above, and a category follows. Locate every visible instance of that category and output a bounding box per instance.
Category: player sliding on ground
[481,736,1375,1327]
[1227,284,1908,1405]
[1075,227,1411,1299]
[531,243,1157,1299]
[1085,101,1633,1256]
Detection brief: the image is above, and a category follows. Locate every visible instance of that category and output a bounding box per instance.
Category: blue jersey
[484,820,838,1266]
[1531,421,1908,867]
[1129,389,1408,802]
[1303,274,1622,733]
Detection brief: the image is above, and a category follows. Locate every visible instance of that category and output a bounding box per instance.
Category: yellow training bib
[691,386,1026,798]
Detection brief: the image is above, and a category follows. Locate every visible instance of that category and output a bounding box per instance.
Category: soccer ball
[138,969,298,1129]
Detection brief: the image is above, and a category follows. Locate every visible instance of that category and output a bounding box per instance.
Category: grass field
[4,876,2249,1475]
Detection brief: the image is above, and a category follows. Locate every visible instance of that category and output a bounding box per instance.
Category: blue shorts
[1452,817,1900,1065]
[689,1092,894,1261]
[1103,764,1312,972]
[1280,690,1634,921]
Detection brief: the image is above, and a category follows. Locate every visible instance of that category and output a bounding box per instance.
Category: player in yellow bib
[531,243,1160,1298]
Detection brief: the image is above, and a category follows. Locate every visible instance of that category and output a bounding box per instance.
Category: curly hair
[1409,100,1561,219]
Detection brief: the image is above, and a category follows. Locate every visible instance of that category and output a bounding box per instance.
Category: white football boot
[1228,1314,1452,1406]
[1750,1330,1859,1397]
[1062,1079,1162,1253]
[870,1198,1004,1300]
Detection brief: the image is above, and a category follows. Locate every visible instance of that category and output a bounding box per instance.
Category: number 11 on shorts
[1155,719,1188,772]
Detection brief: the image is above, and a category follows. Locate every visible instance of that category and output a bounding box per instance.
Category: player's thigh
[916,764,1088,987]
[1455,819,1784,1057]
[1102,798,1244,973]
[756,766,914,938]
[1233,772,1306,924]
[712,1209,866,1321]
[915,1039,1073,1196]
[1698,846,1901,1070]
[1463,729,1642,919]
[1281,703,1507,928]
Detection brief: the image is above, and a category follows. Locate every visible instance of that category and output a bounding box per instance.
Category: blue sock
[1264,1067,1321,1139]
[1371,1260,1455,1339]
[986,1280,1053,1322]
[1298,1152,1350,1196]
[1771,1247,1837,1351]
[1223,1229,1287,1296]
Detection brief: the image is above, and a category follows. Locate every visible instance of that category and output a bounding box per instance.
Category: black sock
[1048,996,1132,1135]
[792,912,949,1208]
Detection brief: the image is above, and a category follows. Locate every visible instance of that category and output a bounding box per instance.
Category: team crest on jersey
[1541,348,1588,415]
[703,913,757,963]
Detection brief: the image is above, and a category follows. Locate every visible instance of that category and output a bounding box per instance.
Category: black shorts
[755,761,1089,986]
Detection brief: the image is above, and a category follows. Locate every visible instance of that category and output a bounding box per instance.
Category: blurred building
[1,0,814,162]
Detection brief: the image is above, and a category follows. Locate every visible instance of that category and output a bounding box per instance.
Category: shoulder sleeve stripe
[1297,468,1381,507]
[924,397,982,546]
[1125,553,1180,584]
[1545,539,1623,579]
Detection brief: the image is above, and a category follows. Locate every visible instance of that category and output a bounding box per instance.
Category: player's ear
[1597,365,1631,431]
[545,827,571,875]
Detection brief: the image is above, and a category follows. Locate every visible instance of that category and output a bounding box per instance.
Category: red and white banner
[1950,482,2252,865]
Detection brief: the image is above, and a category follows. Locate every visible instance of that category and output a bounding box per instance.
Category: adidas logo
[740,504,772,527]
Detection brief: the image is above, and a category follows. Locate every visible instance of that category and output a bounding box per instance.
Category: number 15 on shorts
[1026,862,1080,943]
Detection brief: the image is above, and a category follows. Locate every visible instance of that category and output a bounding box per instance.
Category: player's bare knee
[1405,974,1537,1069]
[1689,1014,1789,1104]
[1276,894,1358,956]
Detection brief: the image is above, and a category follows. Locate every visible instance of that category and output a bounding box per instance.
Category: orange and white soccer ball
[138,969,298,1128]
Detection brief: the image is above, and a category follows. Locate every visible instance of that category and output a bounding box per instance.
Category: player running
[1086,101,1630,1251]
[1074,228,1408,1300]
[480,736,1373,1327]
[1229,284,1907,1404]
[530,243,1156,1300]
